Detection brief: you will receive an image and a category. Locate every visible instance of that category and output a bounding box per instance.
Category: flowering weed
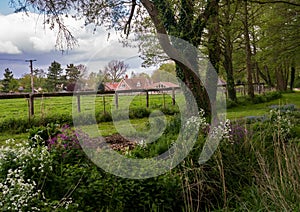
[0,139,52,211]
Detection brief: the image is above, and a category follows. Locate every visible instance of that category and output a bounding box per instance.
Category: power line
[0,58,25,62]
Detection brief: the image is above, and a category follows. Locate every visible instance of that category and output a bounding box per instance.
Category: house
[217,78,227,87]
[104,82,119,91]
[151,82,180,89]
[116,77,153,91]
[103,75,180,93]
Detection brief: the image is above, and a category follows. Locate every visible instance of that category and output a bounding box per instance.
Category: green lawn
[0,93,181,122]
[0,91,299,144]
[227,92,300,120]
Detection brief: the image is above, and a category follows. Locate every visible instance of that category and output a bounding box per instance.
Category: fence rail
[0,87,180,119]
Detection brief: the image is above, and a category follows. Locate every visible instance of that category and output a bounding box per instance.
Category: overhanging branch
[249,0,300,7]
[124,0,137,37]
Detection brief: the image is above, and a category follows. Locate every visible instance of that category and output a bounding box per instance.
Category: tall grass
[178,109,300,211]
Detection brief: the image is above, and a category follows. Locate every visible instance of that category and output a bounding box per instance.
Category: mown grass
[0,93,183,122]
[0,91,298,144]
[227,92,300,120]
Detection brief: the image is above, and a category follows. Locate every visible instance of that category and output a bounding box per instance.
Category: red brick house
[116,77,153,91]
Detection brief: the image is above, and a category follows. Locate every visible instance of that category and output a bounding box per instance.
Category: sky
[0,0,156,79]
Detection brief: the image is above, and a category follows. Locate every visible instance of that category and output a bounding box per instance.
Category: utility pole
[25,59,36,118]
[25,59,37,93]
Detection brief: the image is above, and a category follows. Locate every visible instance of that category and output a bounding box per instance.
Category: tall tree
[47,61,63,92]
[151,62,177,83]
[13,0,222,116]
[243,0,255,98]
[256,2,300,91]
[219,0,240,102]
[65,64,83,91]
[103,60,129,82]
[2,68,16,93]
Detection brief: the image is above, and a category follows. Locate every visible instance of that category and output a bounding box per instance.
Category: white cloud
[0,12,156,79]
[0,41,21,54]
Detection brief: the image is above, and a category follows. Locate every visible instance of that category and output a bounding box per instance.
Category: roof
[105,82,119,91]
[218,78,227,86]
[150,81,180,89]
[117,77,152,90]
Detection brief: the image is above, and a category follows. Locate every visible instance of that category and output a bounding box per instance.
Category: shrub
[129,107,151,119]
[294,76,300,88]
[96,111,112,122]
[226,99,238,108]
[27,123,61,146]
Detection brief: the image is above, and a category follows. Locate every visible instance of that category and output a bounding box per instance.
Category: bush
[2,106,299,211]
[129,107,151,119]
[294,76,300,88]
[0,113,73,134]
[264,91,282,101]
[227,91,283,109]
[96,111,112,122]
[226,99,238,108]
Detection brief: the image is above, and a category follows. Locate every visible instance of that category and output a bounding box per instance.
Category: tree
[151,62,177,83]
[33,69,47,90]
[219,0,240,102]
[256,2,300,91]
[85,70,108,91]
[34,68,46,78]
[13,0,223,116]
[19,74,32,92]
[103,60,129,82]
[243,1,255,99]
[2,68,17,93]
[46,61,63,92]
[64,64,86,91]
[133,72,151,79]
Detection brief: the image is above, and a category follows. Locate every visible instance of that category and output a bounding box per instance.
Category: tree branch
[124,0,137,37]
[249,0,300,7]
[140,0,199,80]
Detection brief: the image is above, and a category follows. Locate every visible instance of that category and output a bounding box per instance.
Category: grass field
[0,92,182,122]
[227,92,300,119]
[0,91,299,143]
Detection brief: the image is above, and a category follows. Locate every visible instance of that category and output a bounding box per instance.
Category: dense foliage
[1,105,299,211]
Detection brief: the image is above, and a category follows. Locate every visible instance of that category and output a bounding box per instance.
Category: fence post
[172,88,176,105]
[146,91,149,108]
[77,95,81,112]
[29,94,34,118]
[103,95,106,113]
[163,92,166,109]
[115,92,119,109]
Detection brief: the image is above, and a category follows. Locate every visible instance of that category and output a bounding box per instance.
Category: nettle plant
[0,139,52,211]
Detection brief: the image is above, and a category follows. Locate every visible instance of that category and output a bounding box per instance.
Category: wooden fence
[0,87,180,119]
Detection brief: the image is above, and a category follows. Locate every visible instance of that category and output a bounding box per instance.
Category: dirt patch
[104,134,138,152]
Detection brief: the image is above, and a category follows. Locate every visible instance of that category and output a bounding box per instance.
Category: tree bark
[276,65,286,91]
[243,1,255,99]
[222,0,237,102]
[141,0,215,116]
[290,65,296,91]
[207,0,221,114]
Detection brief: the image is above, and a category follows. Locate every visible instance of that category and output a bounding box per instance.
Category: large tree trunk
[222,0,237,102]
[276,66,286,91]
[141,0,217,117]
[207,0,221,115]
[290,65,296,91]
[243,1,255,99]
[263,65,274,87]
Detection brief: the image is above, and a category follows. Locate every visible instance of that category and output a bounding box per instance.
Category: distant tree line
[0,61,89,93]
